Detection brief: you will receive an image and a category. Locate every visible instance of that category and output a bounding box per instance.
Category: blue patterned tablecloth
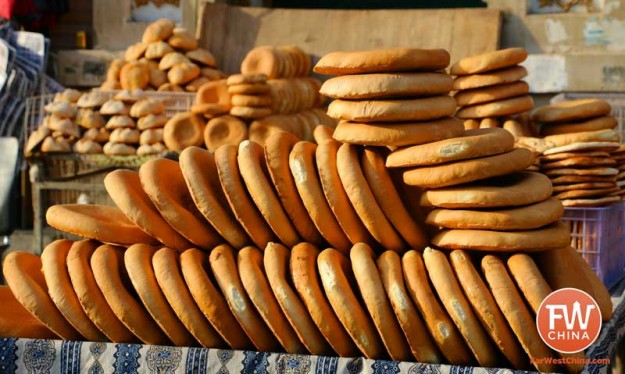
[1,288,623,374]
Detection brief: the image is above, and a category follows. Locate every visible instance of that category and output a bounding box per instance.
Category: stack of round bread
[25,89,83,155]
[314,47,567,253]
[248,110,336,145]
[611,145,625,200]
[226,74,272,119]
[101,18,225,92]
[45,132,426,253]
[533,99,622,207]
[267,77,326,115]
[316,48,462,148]
[191,79,232,119]
[1,239,611,373]
[451,48,533,132]
[241,45,312,79]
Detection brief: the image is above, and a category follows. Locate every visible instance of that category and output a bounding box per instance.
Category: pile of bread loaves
[527,99,623,206]
[6,47,619,372]
[452,48,533,132]
[25,89,170,156]
[101,18,225,92]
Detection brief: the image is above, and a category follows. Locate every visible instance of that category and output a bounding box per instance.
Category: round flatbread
[541,156,616,169]
[386,128,514,168]
[290,243,359,357]
[265,132,325,246]
[139,158,223,249]
[291,141,351,252]
[238,246,306,353]
[337,143,406,252]
[91,244,169,344]
[543,167,619,177]
[179,146,250,249]
[318,248,385,359]
[215,144,277,248]
[456,95,534,119]
[124,244,196,346]
[66,240,136,342]
[203,115,248,152]
[532,98,611,123]
[426,197,563,231]
[423,248,498,367]
[543,129,620,148]
[361,148,428,249]
[180,248,252,349]
[403,148,535,188]
[46,204,157,246]
[328,96,456,122]
[350,244,412,360]
[41,240,106,341]
[264,243,333,355]
[543,141,622,155]
[450,250,528,369]
[552,182,616,192]
[3,251,81,340]
[376,251,443,363]
[561,195,621,207]
[209,244,281,351]
[481,255,558,372]
[0,285,58,339]
[320,72,452,99]
[542,151,611,162]
[453,66,527,91]
[316,139,374,245]
[555,187,620,199]
[540,116,617,136]
[431,221,571,252]
[314,48,450,75]
[402,250,473,365]
[104,169,193,251]
[238,140,301,247]
[420,171,552,208]
[549,174,616,184]
[334,116,463,147]
[451,48,527,76]
[454,81,529,107]
[153,247,225,348]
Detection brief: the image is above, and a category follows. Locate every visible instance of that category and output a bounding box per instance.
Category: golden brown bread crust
[264,243,333,355]
[420,171,553,208]
[451,48,527,76]
[453,66,527,91]
[41,240,107,341]
[402,250,474,365]
[328,96,456,122]
[320,72,452,99]
[532,98,611,123]
[265,133,325,246]
[350,243,412,360]
[387,128,514,168]
[425,197,564,231]
[318,248,385,359]
[153,247,225,348]
[333,117,464,147]
[290,243,359,357]
[0,286,58,339]
[450,250,528,369]
[238,246,306,353]
[403,148,535,189]
[314,48,450,75]
[431,221,571,252]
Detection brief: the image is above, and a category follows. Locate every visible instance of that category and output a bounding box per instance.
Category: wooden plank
[198,3,501,74]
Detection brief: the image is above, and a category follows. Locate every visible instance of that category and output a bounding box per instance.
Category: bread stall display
[5,41,625,374]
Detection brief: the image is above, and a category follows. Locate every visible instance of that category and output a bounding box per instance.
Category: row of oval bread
[1,240,612,373]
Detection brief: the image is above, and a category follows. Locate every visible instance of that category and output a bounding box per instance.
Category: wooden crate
[197,3,502,74]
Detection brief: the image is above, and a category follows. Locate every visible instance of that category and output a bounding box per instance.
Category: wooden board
[197,3,501,74]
